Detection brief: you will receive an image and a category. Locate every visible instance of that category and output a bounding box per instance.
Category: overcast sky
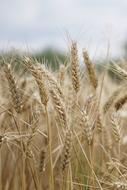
[0,0,127,57]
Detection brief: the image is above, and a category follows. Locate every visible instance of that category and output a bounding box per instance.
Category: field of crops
[0,42,127,190]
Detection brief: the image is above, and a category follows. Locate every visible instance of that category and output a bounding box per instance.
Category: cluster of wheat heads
[1,43,127,190]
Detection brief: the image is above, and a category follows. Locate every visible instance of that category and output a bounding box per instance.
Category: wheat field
[0,42,127,190]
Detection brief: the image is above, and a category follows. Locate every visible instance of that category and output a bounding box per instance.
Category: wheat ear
[58,64,66,86]
[4,63,22,113]
[111,114,120,143]
[39,148,46,174]
[112,62,127,80]
[103,86,124,114]
[71,41,80,93]
[80,110,93,145]
[61,128,72,172]
[83,50,98,90]
[50,89,67,128]
[40,64,65,101]
[114,94,127,111]
[23,58,49,106]
[96,114,103,133]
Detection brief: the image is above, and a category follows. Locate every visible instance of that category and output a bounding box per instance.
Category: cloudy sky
[0,0,127,57]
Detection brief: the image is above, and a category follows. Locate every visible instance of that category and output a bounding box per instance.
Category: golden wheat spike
[61,128,72,172]
[111,114,120,142]
[71,41,80,93]
[50,89,67,128]
[103,85,124,114]
[115,94,127,111]
[80,110,93,145]
[111,62,127,80]
[39,148,46,173]
[4,63,22,113]
[23,57,49,106]
[83,50,98,90]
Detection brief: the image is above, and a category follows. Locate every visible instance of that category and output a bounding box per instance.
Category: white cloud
[0,0,127,57]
